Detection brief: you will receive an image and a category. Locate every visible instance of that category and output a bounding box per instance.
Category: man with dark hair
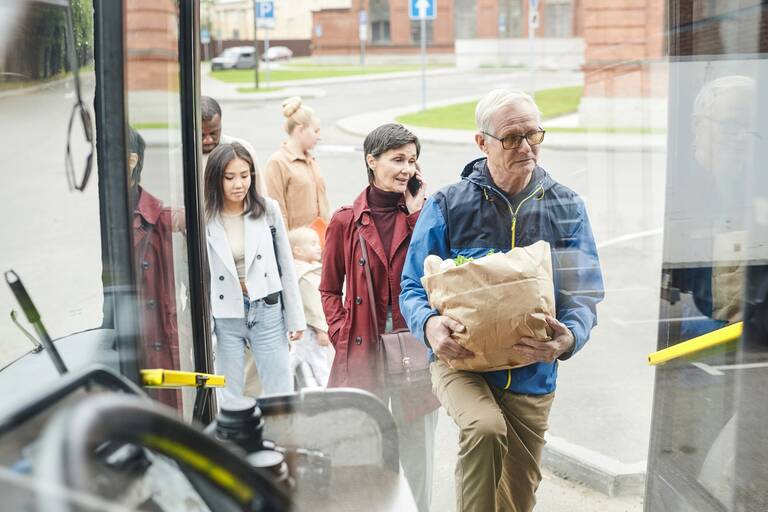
[201,95,265,193]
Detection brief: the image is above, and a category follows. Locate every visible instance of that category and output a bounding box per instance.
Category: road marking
[315,144,360,153]
[597,228,663,249]
[691,362,724,376]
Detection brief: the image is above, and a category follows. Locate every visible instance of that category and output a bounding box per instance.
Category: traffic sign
[529,0,539,10]
[409,0,436,20]
[200,28,210,44]
[256,1,275,29]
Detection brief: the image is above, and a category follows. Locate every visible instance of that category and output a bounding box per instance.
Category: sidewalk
[336,97,667,153]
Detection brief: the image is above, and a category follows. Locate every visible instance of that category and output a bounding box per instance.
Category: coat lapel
[207,216,239,280]
[389,210,410,259]
[244,213,268,274]
[358,214,388,269]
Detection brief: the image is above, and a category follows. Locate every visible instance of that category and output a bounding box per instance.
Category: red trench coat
[133,188,181,411]
[320,188,438,419]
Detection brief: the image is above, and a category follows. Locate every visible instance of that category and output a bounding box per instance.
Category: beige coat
[264,143,330,230]
[294,259,328,333]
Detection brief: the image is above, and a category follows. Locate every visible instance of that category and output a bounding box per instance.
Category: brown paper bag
[421,240,555,371]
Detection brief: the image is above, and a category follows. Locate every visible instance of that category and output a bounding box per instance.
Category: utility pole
[253,0,260,89]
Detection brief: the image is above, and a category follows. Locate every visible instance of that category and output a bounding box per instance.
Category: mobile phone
[407,175,422,196]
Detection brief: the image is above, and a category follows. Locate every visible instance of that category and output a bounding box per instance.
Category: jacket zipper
[470,178,544,389]
[476,181,543,250]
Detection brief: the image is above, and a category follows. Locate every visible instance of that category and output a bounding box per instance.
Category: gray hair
[363,123,421,184]
[692,75,755,120]
[475,89,541,133]
[201,95,222,122]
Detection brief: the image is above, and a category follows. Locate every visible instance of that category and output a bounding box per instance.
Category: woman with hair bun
[264,96,330,233]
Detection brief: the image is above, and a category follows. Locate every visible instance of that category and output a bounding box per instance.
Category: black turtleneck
[367,185,403,256]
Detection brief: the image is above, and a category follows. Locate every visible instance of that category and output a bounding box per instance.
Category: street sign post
[255,1,275,88]
[409,0,435,111]
[528,0,538,95]
[359,10,367,68]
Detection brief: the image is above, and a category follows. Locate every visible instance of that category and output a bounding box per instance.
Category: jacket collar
[294,259,322,279]
[207,212,268,280]
[134,187,163,226]
[351,186,409,267]
[351,186,408,224]
[461,157,553,201]
[281,141,311,163]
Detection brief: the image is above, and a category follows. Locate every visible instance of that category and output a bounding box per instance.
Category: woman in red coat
[320,123,438,512]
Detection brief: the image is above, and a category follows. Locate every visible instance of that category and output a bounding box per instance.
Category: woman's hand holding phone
[405,166,426,214]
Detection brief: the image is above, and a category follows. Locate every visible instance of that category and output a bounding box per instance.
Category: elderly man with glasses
[400,89,604,512]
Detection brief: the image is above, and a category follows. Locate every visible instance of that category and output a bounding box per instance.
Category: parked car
[262,45,293,62]
[211,46,255,70]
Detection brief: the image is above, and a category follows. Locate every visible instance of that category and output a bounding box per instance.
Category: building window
[499,0,524,38]
[370,0,391,44]
[410,20,434,44]
[545,0,573,37]
[454,0,477,39]
[372,21,391,43]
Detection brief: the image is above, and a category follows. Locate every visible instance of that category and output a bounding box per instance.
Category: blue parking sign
[256,1,274,20]
[409,0,436,20]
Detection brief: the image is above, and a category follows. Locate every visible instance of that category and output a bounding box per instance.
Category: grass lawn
[396,86,584,130]
[210,64,443,83]
[547,126,666,134]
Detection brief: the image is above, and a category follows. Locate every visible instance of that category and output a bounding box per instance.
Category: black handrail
[93,0,141,385]
[178,0,215,424]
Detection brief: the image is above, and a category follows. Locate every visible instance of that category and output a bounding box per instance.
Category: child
[288,227,334,386]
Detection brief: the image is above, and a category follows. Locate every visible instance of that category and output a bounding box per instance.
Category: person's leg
[431,360,507,512]
[247,299,292,395]
[242,347,263,397]
[492,389,555,512]
[213,317,248,405]
[390,398,438,512]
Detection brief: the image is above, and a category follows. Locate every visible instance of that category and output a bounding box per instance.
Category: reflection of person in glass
[671,76,756,337]
[128,127,181,410]
[667,76,757,506]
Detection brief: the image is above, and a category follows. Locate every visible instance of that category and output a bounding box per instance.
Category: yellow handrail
[140,369,226,388]
[648,322,743,366]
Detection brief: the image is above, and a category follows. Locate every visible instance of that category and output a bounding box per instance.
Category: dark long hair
[204,142,265,220]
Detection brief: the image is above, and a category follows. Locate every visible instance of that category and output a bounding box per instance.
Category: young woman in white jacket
[204,142,305,402]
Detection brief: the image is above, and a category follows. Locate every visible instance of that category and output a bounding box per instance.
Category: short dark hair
[201,96,222,122]
[363,123,421,184]
[204,143,265,220]
[127,126,145,185]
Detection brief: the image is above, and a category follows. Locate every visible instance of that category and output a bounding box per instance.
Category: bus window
[124,0,198,420]
[0,2,101,370]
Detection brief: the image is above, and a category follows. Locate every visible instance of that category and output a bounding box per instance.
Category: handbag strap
[357,228,381,341]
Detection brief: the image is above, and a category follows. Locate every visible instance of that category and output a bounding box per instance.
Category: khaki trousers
[431,360,555,512]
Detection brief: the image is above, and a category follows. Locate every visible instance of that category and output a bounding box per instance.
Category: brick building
[311,0,582,55]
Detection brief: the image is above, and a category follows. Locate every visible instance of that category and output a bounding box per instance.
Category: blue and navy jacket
[400,158,605,395]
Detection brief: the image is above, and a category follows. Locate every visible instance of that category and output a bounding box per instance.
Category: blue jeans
[214,294,292,404]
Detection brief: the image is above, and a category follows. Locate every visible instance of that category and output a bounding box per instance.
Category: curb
[336,98,666,153]
[206,86,327,104]
[542,434,646,496]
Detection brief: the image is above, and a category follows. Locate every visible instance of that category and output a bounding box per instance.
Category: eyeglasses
[482,129,545,150]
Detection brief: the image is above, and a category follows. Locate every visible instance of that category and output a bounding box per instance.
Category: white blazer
[206,197,306,332]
